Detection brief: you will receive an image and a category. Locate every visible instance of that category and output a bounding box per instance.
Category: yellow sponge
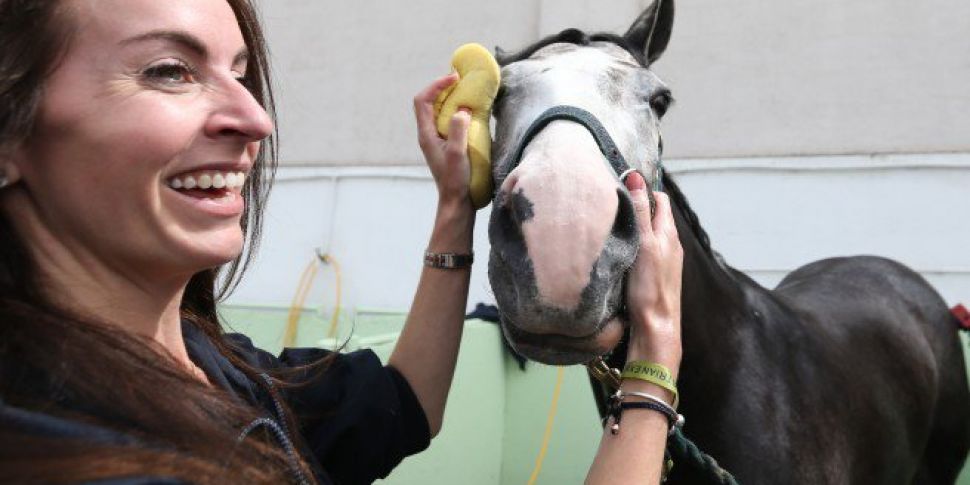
[434,43,501,209]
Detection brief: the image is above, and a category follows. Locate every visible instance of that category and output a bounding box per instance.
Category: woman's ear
[0,151,24,189]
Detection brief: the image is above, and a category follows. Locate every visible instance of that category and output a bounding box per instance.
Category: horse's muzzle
[500,313,627,365]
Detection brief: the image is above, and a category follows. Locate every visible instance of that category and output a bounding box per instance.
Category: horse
[484,1,970,483]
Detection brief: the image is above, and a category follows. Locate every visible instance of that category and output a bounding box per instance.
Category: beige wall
[234,2,969,316]
[258,0,970,165]
[658,0,970,158]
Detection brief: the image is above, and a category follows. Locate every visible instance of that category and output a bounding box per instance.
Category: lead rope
[667,428,740,485]
[586,357,740,484]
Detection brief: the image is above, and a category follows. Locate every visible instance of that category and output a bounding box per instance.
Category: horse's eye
[649,90,673,118]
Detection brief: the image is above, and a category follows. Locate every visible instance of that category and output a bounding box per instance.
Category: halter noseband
[503,105,665,193]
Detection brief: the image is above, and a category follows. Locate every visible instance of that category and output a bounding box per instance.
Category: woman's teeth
[169,171,246,191]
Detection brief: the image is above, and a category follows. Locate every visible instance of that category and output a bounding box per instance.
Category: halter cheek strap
[503,105,665,193]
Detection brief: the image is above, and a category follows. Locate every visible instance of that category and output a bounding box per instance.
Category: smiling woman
[0,0,481,484]
[0,0,300,482]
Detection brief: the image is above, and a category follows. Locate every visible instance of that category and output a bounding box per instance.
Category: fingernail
[625,171,646,191]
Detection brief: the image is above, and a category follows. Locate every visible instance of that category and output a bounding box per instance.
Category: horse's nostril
[489,191,528,249]
[508,190,536,225]
[612,187,638,240]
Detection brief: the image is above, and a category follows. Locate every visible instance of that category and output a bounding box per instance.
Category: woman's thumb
[445,110,471,163]
[625,171,650,217]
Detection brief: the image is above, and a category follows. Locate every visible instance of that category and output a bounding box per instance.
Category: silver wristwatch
[424,250,474,269]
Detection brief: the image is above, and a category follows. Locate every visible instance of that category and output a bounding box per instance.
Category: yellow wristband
[621,361,679,408]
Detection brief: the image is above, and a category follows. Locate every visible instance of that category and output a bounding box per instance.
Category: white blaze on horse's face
[488,39,670,365]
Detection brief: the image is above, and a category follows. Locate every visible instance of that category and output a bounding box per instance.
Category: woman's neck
[11,201,199,375]
[45,261,195,367]
[42,253,207,381]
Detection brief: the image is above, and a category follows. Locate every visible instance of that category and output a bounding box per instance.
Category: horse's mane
[660,172,714,258]
[496,28,647,67]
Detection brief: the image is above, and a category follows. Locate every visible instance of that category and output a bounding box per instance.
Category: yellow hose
[321,254,342,339]
[283,252,344,348]
[283,258,318,347]
[526,367,566,485]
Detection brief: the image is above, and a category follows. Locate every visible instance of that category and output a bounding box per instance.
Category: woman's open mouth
[168,170,246,192]
[165,170,247,217]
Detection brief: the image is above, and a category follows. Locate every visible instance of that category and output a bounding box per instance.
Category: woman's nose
[204,77,274,142]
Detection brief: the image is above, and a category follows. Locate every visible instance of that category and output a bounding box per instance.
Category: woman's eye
[142,62,196,85]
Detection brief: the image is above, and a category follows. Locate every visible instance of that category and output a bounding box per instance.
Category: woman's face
[10,0,272,279]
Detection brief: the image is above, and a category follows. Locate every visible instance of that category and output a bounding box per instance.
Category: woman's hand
[587,172,683,485]
[623,171,684,372]
[413,73,473,210]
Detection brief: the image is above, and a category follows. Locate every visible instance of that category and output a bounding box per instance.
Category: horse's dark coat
[491,1,970,483]
[606,173,970,484]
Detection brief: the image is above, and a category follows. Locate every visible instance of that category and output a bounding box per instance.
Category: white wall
[228,1,970,313]
[228,153,970,311]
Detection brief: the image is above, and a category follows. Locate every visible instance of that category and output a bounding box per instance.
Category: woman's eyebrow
[120,29,249,66]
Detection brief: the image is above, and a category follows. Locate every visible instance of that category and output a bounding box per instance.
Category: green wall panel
[221,305,970,484]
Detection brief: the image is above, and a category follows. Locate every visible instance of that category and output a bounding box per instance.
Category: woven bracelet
[608,391,685,436]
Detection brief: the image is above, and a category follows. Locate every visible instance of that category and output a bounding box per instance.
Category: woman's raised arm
[387,74,476,437]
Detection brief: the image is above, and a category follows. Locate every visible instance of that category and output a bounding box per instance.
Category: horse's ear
[495,46,511,66]
[623,0,674,65]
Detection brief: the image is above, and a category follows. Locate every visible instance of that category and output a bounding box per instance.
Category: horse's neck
[671,199,751,382]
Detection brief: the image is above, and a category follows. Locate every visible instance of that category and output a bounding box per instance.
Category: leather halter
[503,105,665,193]
[502,106,667,387]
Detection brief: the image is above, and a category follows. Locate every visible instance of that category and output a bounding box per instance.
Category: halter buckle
[587,357,622,391]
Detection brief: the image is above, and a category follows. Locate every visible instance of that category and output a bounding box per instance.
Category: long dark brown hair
[0,1,315,483]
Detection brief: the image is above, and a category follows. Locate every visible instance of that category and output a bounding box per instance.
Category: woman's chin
[171,230,245,272]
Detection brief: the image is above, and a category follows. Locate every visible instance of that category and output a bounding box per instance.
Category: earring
[0,170,8,190]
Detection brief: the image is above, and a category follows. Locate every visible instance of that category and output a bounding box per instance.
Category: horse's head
[487,0,675,365]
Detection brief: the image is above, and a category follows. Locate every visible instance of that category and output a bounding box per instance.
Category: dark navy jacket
[0,322,431,484]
